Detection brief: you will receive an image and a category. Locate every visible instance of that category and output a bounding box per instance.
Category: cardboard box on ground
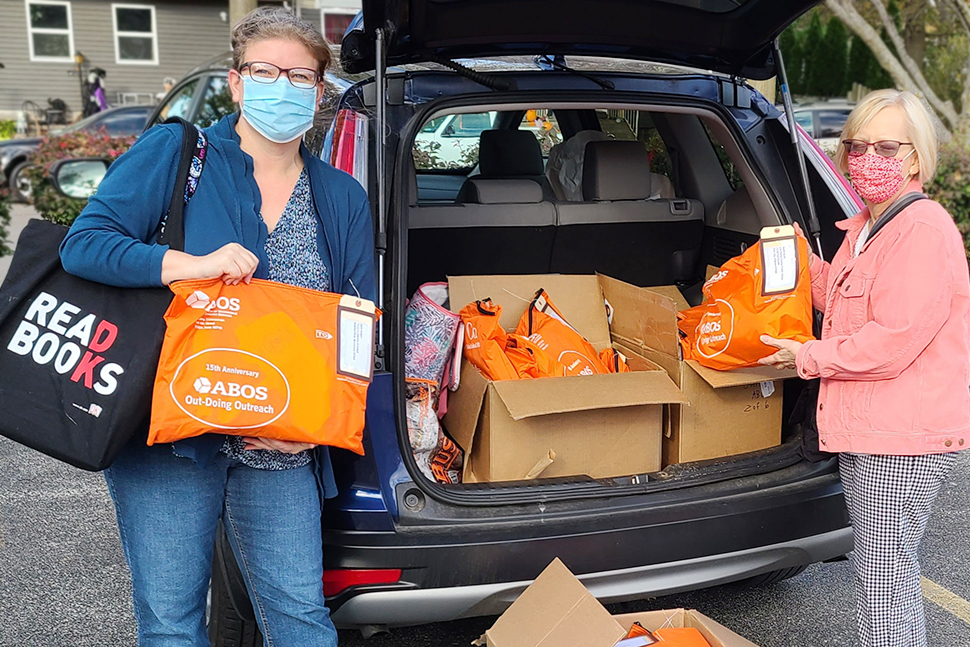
[477,558,760,647]
[443,274,687,483]
[598,273,797,466]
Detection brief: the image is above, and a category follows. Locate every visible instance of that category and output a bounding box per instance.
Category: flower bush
[26,128,135,226]
[0,188,13,257]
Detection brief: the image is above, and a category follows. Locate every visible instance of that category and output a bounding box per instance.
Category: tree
[821,18,850,96]
[803,12,827,96]
[825,0,964,132]
[847,32,875,88]
[779,26,805,95]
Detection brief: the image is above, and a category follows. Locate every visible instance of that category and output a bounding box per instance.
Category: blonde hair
[231,6,333,78]
[834,89,939,183]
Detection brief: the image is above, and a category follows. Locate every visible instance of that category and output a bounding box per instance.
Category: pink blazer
[796,180,970,455]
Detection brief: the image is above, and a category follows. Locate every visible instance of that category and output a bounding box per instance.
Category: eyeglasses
[239,62,320,89]
[841,139,913,158]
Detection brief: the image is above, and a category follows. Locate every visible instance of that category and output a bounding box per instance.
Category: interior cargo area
[401,103,809,488]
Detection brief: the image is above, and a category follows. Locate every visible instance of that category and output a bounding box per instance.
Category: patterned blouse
[221,168,329,470]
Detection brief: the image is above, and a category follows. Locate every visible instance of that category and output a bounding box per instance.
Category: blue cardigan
[60,113,377,498]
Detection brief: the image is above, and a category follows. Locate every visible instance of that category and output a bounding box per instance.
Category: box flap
[448,275,612,350]
[441,361,490,452]
[644,284,691,312]
[597,274,682,360]
[491,371,687,421]
[485,558,625,647]
[686,360,797,388]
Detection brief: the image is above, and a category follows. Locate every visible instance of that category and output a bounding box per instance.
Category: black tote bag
[0,118,206,470]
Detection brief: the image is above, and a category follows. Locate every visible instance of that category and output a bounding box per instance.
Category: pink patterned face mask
[847,150,915,204]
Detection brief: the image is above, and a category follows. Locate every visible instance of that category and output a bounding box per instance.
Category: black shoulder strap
[866,192,927,243]
[156,117,207,251]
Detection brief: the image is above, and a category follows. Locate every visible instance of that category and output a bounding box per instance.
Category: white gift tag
[337,296,377,382]
[760,236,798,295]
[760,380,776,398]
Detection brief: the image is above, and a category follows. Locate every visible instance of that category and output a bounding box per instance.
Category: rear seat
[407,137,704,293]
[549,140,704,286]
[408,129,558,294]
[407,178,556,295]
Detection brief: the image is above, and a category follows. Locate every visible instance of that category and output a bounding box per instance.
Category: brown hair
[231,6,333,78]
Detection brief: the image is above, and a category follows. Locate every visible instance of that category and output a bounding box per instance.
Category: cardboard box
[598,274,796,467]
[481,558,760,647]
[443,275,687,483]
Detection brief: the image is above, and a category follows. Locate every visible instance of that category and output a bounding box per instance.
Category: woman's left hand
[243,437,317,453]
[758,335,804,371]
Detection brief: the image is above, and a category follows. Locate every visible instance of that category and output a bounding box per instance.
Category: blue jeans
[104,440,337,647]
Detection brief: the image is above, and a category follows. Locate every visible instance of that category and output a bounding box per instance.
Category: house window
[26,0,74,62]
[322,10,356,44]
[112,4,158,64]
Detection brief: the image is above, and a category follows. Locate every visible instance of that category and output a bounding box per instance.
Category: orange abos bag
[677,226,814,370]
[149,278,379,453]
[459,299,521,381]
[514,289,612,377]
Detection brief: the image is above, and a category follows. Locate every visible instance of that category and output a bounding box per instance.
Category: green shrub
[0,188,13,257]
[925,139,970,255]
[26,128,135,226]
[0,120,16,141]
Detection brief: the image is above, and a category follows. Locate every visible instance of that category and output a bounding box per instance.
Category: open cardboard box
[480,558,759,647]
[443,275,687,483]
[597,274,797,467]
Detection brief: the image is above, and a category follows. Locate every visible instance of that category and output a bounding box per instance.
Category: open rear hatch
[342,0,818,78]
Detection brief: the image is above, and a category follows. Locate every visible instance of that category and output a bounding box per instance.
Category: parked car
[791,101,854,156]
[53,1,860,644]
[0,104,153,202]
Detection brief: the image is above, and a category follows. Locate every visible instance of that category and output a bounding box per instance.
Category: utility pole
[229,0,258,25]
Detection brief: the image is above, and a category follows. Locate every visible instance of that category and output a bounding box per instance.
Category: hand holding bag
[0,118,206,470]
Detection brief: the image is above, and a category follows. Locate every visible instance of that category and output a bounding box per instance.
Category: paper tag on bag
[760,225,799,295]
[337,295,377,382]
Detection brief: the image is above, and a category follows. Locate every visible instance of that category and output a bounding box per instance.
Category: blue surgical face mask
[241,75,317,144]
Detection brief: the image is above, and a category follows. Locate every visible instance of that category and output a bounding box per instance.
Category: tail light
[323,568,402,597]
[324,109,369,191]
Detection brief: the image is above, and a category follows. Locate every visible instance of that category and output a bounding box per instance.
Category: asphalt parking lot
[2,203,970,646]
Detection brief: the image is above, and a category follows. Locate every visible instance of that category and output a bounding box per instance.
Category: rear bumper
[331,526,852,627]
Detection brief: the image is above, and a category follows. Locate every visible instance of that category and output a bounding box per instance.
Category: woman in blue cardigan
[59,8,374,646]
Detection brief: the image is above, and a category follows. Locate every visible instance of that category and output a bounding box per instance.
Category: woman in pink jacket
[761,89,970,647]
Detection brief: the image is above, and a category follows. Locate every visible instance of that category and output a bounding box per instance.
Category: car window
[420,117,447,133]
[794,111,814,136]
[99,111,148,136]
[703,122,743,191]
[519,109,562,156]
[817,110,850,139]
[196,76,233,128]
[156,79,199,124]
[414,111,493,170]
[442,112,492,138]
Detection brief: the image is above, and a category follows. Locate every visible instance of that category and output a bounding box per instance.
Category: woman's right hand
[793,221,807,240]
[161,243,259,286]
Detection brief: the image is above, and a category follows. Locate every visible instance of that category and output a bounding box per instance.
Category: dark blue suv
[58,2,860,644]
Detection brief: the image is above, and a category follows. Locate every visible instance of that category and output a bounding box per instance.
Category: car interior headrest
[479,129,544,178]
[582,140,654,201]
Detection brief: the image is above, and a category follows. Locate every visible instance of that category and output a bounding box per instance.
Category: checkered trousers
[839,452,957,647]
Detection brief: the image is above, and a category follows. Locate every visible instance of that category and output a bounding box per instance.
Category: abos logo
[186,291,241,313]
[694,299,735,359]
[170,348,289,429]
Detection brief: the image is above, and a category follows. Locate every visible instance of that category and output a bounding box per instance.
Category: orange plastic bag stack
[678,226,814,370]
[149,278,379,453]
[459,290,629,381]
